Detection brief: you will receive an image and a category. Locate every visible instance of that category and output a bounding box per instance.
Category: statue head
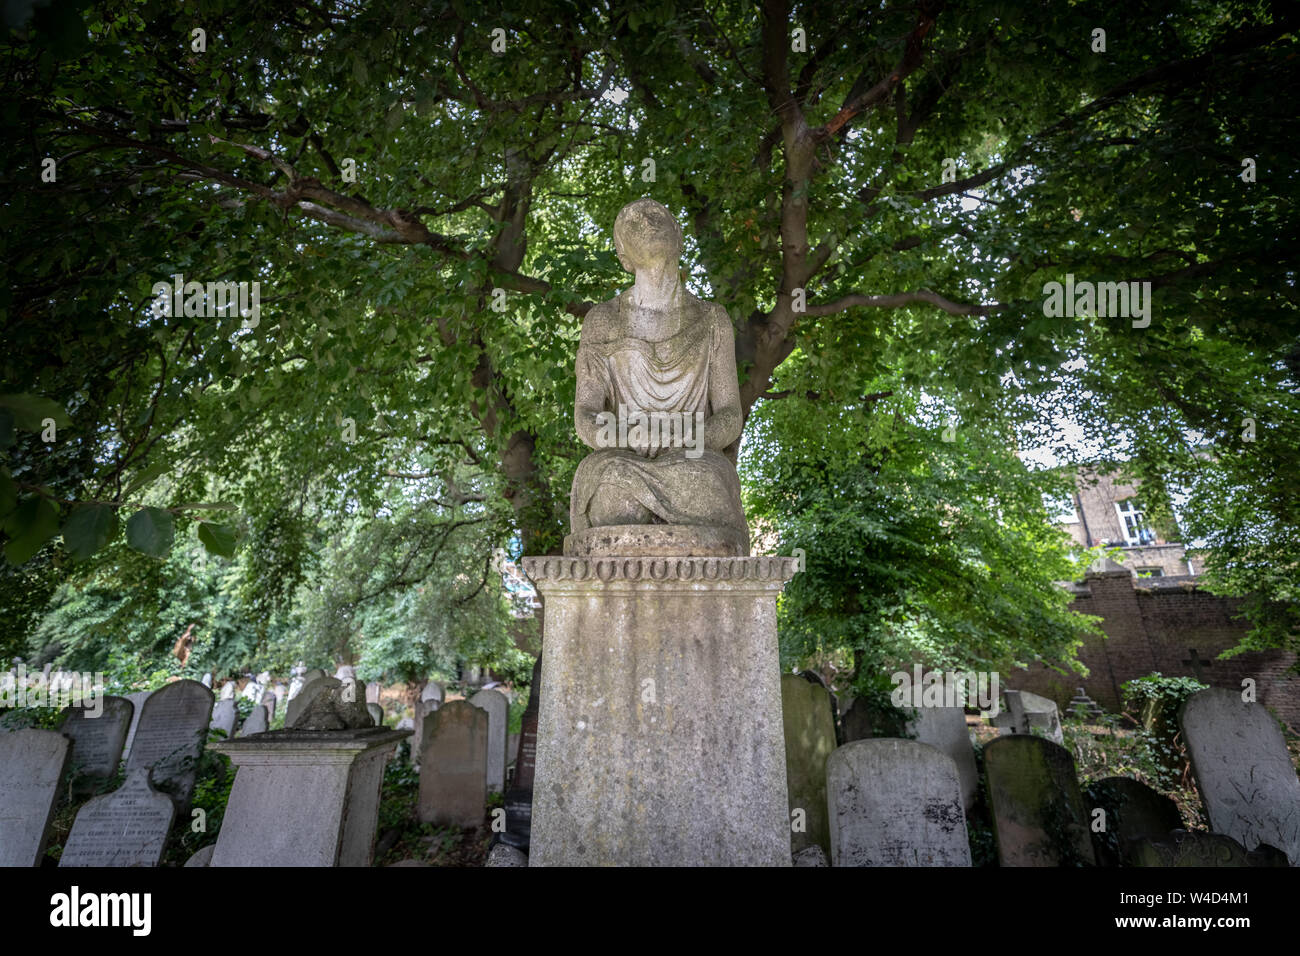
[614,198,683,274]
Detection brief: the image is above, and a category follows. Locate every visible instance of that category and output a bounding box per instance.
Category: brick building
[1055,467,1197,577]
[1011,562,1300,732]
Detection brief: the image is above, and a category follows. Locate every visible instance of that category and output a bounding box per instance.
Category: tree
[2,1,1296,663]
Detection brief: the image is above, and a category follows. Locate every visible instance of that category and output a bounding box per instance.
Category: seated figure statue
[566,198,749,556]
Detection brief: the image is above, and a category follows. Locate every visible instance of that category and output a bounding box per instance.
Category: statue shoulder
[578,295,624,346]
[690,295,734,342]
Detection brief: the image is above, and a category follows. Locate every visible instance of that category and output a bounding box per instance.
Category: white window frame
[1115,499,1155,546]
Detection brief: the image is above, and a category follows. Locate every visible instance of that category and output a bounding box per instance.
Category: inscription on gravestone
[124,679,213,813]
[59,768,176,867]
[0,729,72,866]
[59,695,133,791]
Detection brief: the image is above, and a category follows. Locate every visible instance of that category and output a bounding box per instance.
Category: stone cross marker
[0,729,72,866]
[469,687,508,793]
[123,678,213,813]
[1084,776,1183,866]
[984,735,1096,866]
[238,704,268,737]
[1180,687,1300,864]
[780,673,837,856]
[418,700,488,829]
[908,705,979,811]
[120,690,150,761]
[59,768,176,867]
[1181,648,1214,682]
[826,739,971,866]
[995,689,1063,744]
[59,695,133,792]
[209,698,238,739]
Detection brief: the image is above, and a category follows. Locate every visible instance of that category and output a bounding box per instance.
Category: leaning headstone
[827,739,971,866]
[200,673,213,688]
[780,673,837,856]
[123,679,213,813]
[58,695,133,793]
[0,729,72,866]
[984,735,1095,866]
[284,675,339,729]
[120,690,150,761]
[209,699,238,739]
[219,682,236,701]
[419,700,488,828]
[238,704,268,737]
[367,703,384,726]
[59,768,176,867]
[1084,776,1184,866]
[1129,829,1289,867]
[469,688,508,793]
[908,705,979,811]
[1180,688,1300,864]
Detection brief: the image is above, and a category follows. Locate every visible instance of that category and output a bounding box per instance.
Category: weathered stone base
[209,728,408,867]
[521,555,797,866]
[563,523,747,557]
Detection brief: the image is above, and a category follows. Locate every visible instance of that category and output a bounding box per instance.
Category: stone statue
[567,198,748,556]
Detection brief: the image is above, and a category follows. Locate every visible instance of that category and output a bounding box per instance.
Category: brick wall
[1010,569,1300,731]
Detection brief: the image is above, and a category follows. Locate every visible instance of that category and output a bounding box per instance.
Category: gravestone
[285,675,340,729]
[120,690,150,761]
[209,726,407,866]
[780,673,837,855]
[507,732,519,767]
[469,688,508,793]
[0,729,72,866]
[200,673,213,688]
[907,705,979,811]
[1129,829,1289,867]
[485,843,528,867]
[334,664,356,681]
[1180,687,1300,864]
[984,735,1095,866]
[58,695,133,793]
[367,702,384,726]
[260,689,277,723]
[994,689,1064,744]
[826,739,971,866]
[239,704,268,737]
[209,699,239,739]
[1068,686,1103,719]
[366,682,381,704]
[59,768,176,867]
[500,655,541,851]
[418,700,488,829]
[123,679,213,813]
[219,682,236,701]
[421,681,445,705]
[1084,776,1183,867]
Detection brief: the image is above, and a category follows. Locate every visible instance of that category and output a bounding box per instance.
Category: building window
[1135,567,1164,578]
[1116,499,1156,546]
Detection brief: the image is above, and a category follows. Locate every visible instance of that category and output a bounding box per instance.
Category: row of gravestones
[0,679,215,867]
[784,676,1300,866]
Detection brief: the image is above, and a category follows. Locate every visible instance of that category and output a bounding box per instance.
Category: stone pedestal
[209,727,408,867]
[521,554,797,866]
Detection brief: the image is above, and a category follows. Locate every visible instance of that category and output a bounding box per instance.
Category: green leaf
[62,504,119,559]
[197,521,238,557]
[0,393,71,431]
[4,496,60,565]
[125,507,174,557]
[121,459,169,499]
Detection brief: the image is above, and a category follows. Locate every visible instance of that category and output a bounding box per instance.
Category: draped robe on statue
[570,289,747,537]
